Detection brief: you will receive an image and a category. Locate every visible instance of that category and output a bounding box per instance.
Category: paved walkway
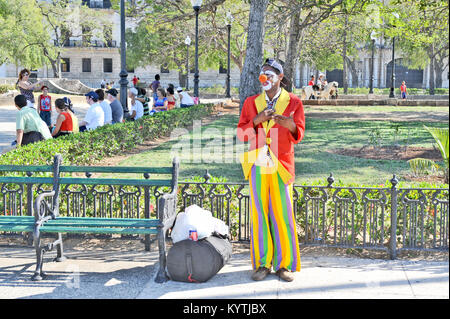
[0,244,447,299]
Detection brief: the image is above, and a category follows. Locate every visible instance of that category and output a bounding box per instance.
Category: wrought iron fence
[1,172,448,259]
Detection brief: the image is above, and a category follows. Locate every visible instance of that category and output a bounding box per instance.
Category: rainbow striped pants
[249,165,301,272]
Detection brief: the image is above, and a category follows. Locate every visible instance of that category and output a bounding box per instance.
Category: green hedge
[0,104,216,167]
[0,84,15,94]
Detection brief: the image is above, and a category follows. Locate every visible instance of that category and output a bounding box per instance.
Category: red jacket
[237,89,305,184]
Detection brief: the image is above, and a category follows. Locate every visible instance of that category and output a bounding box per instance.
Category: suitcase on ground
[167,234,232,283]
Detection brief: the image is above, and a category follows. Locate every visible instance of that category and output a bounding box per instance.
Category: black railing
[54,39,117,48]
[1,173,448,258]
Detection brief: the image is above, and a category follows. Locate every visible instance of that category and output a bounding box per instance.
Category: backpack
[166,234,232,283]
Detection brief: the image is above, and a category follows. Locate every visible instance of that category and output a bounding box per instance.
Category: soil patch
[329,146,442,162]
[328,146,447,183]
[305,110,449,122]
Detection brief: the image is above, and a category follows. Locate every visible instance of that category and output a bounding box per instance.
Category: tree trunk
[429,54,435,95]
[342,15,349,94]
[284,9,302,92]
[345,57,359,88]
[239,0,269,110]
[434,58,444,88]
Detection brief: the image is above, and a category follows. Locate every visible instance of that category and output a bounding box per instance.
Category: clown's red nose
[259,74,268,83]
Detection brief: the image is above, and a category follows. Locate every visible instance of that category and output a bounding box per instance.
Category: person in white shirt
[128,87,144,120]
[176,87,194,108]
[95,89,112,124]
[79,91,105,132]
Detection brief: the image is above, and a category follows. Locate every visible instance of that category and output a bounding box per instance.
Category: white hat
[176,87,183,92]
[129,87,138,96]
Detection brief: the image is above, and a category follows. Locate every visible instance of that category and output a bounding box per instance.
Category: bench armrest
[34,190,58,226]
[157,191,177,230]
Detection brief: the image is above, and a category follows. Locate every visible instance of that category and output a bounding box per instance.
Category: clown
[237,58,305,282]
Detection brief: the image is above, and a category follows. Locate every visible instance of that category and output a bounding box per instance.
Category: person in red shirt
[38,86,52,127]
[400,81,407,99]
[132,75,138,87]
[237,58,305,283]
[51,98,74,138]
[308,75,315,86]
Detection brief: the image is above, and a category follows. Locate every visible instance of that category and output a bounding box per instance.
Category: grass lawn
[115,106,448,186]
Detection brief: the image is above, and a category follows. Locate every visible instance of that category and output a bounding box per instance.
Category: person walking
[400,81,408,99]
[237,58,305,282]
[150,74,161,103]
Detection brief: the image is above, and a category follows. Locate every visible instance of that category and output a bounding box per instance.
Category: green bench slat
[0,165,53,173]
[0,216,34,220]
[0,220,35,225]
[40,225,158,235]
[0,225,34,232]
[45,218,160,228]
[0,216,159,234]
[59,177,172,187]
[60,166,173,174]
[0,177,54,184]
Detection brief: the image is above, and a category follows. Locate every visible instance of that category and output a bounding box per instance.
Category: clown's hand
[253,108,275,127]
[272,111,297,134]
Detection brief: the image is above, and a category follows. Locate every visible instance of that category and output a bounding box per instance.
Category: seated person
[95,89,113,125]
[105,89,124,124]
[63,97,79,133]
[51,98,74,138]
[166,87,176,110]
[79,91,104,132]
[176,87,195,108]
[152,88,168,112]
[128,87,144,120]
[14,94,52,146]
[168,83,180,108]
[136,88,151,116]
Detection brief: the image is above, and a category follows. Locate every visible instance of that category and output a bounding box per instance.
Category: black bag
[167,234,232,283]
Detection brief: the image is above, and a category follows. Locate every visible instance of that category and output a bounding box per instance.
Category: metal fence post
[143,171,151,251]
[389,175,399,259]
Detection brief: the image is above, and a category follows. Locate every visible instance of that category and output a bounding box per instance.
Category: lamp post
[389,12,399,99]
[369,31,377,95]
[184,36,191,91]
[191,0,203,99]
[119,0,129,116]
[389,36,396,98]
[225,12,234,98]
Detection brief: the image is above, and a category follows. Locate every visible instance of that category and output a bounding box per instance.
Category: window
[160,63,170,74]
[61,58,70,73]
[103,58,113,73]
[82,58,91,73]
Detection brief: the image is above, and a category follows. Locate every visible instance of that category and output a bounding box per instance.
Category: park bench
[0,154,179,283]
